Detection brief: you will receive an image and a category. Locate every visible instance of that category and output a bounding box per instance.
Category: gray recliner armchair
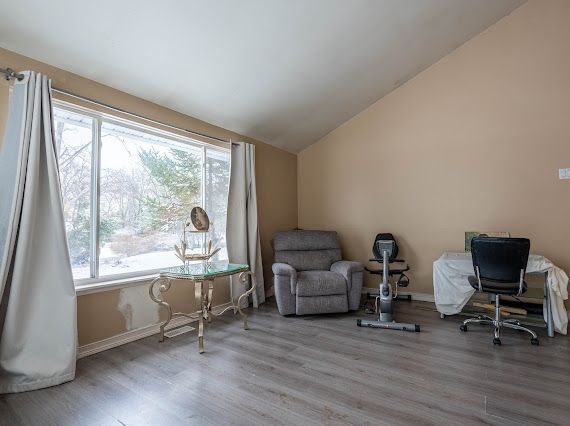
[272,230,364,316]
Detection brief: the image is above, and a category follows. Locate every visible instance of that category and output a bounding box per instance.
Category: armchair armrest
[331,260,364,311]
[330,261,364,290]
[272,263,297,294]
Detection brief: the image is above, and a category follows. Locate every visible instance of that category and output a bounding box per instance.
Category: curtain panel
[0,72,77,393]
[226,142,265,307]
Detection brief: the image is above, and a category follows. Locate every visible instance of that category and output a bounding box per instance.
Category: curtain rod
[1,67,25,81]
[51,87,235,145]
[2,64,236,145]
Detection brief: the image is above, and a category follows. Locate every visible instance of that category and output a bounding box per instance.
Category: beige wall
[299,0,570,296]
[0,47,297,346]
[3,0,569,346]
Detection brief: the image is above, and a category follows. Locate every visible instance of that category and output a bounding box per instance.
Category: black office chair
[459,237,539,346]
[365,233,410,288]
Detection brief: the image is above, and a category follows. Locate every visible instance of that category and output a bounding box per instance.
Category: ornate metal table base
[149,266,255,353]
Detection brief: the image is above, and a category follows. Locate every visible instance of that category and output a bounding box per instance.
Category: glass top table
[159,261,249,280]
[149,261,254,353]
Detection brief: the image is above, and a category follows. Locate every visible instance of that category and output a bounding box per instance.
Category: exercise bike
[357,234,420,332]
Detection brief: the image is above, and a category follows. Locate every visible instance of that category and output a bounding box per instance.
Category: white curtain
[226,142,265,307]
[0,72,77,393]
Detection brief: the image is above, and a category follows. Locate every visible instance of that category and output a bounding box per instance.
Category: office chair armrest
[518,269,525,296]
[272,263,297,294]
[475,266,482,292]
[331,261,364,291]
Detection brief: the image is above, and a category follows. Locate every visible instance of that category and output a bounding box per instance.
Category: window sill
[75,274,159,296]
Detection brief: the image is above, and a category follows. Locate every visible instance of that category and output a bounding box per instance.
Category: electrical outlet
[560,168,570,180]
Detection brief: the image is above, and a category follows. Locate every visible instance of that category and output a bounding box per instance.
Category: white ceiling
[0,0,524,153]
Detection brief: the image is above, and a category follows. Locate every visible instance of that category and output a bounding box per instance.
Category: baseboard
[77,295,566,358]
[361,286,435,303]
[400,292,435,303]
[77,302,233,359]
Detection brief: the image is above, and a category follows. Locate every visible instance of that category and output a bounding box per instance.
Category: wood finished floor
[1,300,569,426]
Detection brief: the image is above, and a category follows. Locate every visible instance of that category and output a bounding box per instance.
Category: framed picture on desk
[464,231,510,251]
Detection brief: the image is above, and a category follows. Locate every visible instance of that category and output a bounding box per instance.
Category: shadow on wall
[117,285,161,331]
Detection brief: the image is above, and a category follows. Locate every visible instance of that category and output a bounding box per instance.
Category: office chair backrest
[471,237,530,282]
[372,233,398,261]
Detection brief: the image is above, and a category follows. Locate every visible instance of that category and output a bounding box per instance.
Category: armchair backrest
[273,230,341,271]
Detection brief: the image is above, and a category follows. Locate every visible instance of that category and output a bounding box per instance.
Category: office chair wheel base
[531,338,539,346]
[459,324,467,332]
[493,338,501,345]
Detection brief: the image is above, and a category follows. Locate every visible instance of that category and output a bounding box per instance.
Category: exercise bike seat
[365,233,411,287]
[365,261,409,275]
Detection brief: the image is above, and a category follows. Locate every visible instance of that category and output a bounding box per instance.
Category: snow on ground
[72,247,228,280]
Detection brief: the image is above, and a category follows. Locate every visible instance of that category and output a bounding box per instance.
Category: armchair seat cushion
[296,271,347,297]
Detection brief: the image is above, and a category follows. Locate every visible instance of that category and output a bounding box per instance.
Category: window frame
[53,100,230,290]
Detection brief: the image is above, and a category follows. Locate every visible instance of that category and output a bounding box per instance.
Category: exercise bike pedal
[395,294,412,301]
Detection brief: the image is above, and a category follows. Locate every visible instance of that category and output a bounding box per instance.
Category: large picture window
[54,103,230,285]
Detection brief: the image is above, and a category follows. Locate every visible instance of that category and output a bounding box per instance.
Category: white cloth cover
[433,252,568,334]
[0,72,77,393]
[226,142,264,307]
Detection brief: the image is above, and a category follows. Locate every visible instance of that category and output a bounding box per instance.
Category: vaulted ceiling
[0,0,524,152]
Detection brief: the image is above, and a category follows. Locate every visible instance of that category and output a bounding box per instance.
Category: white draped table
[433,252,569,336]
